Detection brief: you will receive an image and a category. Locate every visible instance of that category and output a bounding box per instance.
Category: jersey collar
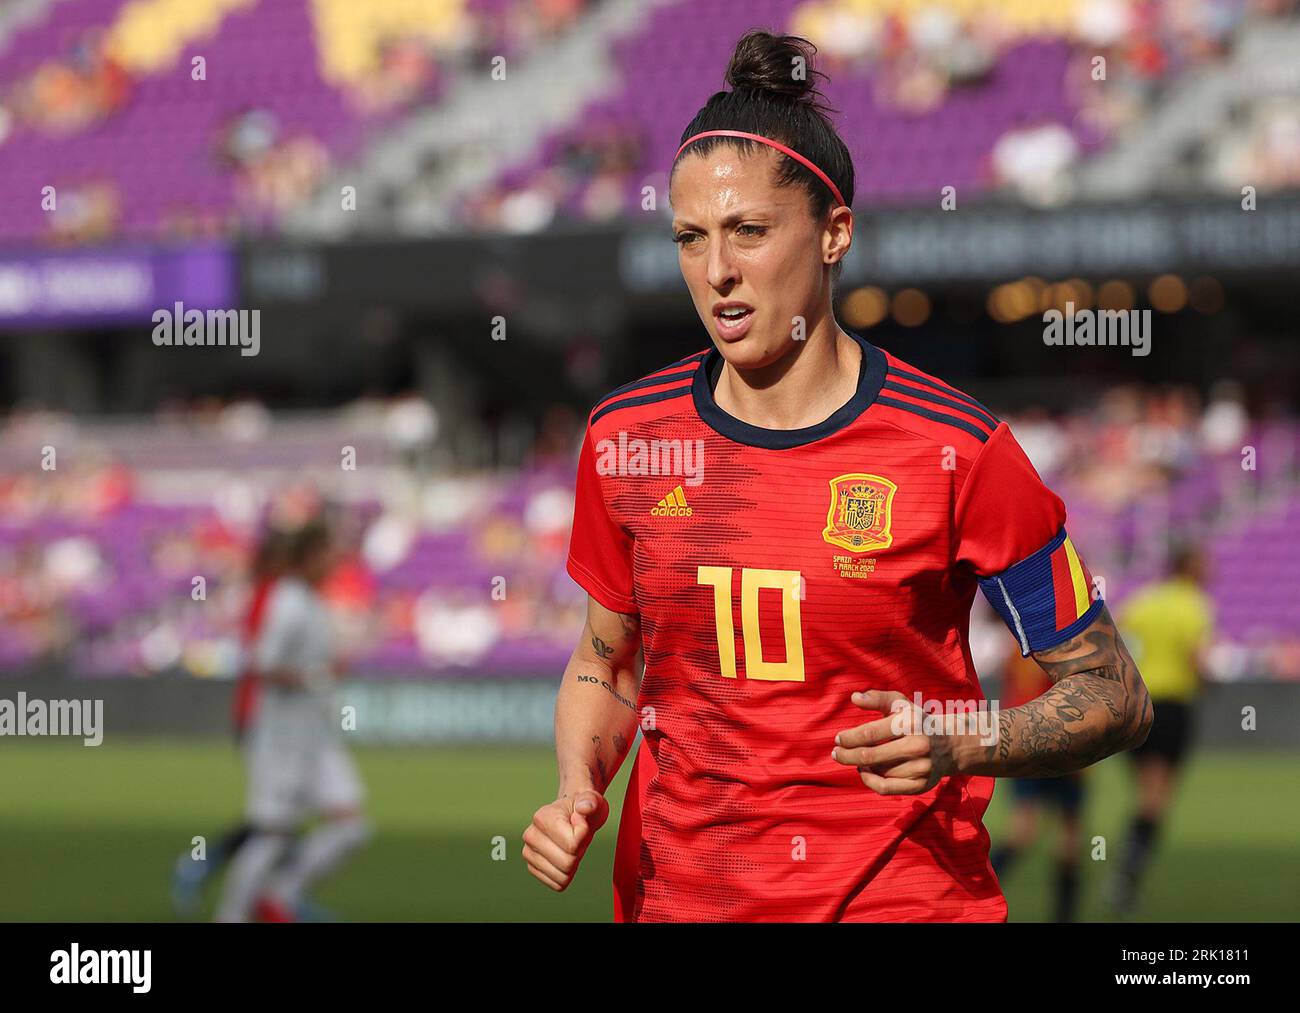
[691,328,887,449]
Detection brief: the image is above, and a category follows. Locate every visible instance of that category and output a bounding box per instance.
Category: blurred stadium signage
[846,197,1300,285]
[0,245,234,327]
[341,680,557,743]
[619,196,1300,291]
[238,197,1300,311]
[3,676,1293,747]
[242,233,620,314]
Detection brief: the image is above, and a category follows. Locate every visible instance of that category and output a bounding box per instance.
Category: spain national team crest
[822,473,897,553]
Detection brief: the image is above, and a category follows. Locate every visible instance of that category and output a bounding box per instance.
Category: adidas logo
[650,485,693,517]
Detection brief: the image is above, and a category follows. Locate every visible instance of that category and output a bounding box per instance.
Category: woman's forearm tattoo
[984,606,1150,777]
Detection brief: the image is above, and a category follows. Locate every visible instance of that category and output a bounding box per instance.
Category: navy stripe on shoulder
[875,395,991,443]
[669,349,710,368]
[590,385,692,425]
[888,366,999,423]
[881,378,998,431]
[600,366,700,404]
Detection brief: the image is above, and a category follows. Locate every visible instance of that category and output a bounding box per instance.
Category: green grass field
[0,739,1295,921]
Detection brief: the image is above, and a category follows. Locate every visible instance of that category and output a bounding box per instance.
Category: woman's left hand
[831,689,958,795]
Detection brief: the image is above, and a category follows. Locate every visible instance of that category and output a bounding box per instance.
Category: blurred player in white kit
[216,519,370,922]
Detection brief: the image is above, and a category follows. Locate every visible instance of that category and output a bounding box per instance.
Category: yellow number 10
[696,566,805,682]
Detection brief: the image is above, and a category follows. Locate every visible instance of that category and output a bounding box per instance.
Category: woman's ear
[823,205,853,266]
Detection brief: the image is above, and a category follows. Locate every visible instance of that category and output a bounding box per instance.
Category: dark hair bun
[725,30,827,108]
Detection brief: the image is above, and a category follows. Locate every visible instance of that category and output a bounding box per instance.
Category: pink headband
[674,129,847,208]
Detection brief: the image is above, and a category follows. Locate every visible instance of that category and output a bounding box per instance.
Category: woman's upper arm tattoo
[584,607,641,668]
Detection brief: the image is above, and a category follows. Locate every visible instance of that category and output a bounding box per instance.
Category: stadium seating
[0,0,589,243]
[0,403,1296,682]
[1,0,1292,243]
[459,0,1276,229]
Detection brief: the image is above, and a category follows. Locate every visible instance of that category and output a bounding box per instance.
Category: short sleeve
[956,423,1102,655]
[566,426,636,613]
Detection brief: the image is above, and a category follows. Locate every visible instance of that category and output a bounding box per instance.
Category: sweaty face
[669,145,843,370]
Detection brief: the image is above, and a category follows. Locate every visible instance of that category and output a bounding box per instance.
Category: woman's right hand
[522,789,609,892]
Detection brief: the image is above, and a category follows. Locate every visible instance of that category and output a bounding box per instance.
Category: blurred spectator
[11,27,132,136]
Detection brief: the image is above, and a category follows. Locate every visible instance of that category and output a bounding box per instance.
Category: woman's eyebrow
[671,208,766,231]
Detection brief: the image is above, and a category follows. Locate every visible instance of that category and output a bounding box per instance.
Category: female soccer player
[216,521,370,922]
[523,30,1151,922]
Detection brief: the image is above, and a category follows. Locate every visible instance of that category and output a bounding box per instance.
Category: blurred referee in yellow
[1109,543,1214,916]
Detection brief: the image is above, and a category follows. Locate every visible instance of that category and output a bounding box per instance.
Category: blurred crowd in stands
[0,381,1297,683]
[463,0,1300,230]
[1,25,131,137]
[0,0,602,244]
[2,0,1297,245]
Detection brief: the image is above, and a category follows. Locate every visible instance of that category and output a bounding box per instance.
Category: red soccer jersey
[568,330,1077,922]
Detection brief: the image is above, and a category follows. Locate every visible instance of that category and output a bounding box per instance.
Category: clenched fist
[522,789,610,891]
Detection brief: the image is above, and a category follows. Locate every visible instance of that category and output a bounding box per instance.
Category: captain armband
[978,528,1103,657]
